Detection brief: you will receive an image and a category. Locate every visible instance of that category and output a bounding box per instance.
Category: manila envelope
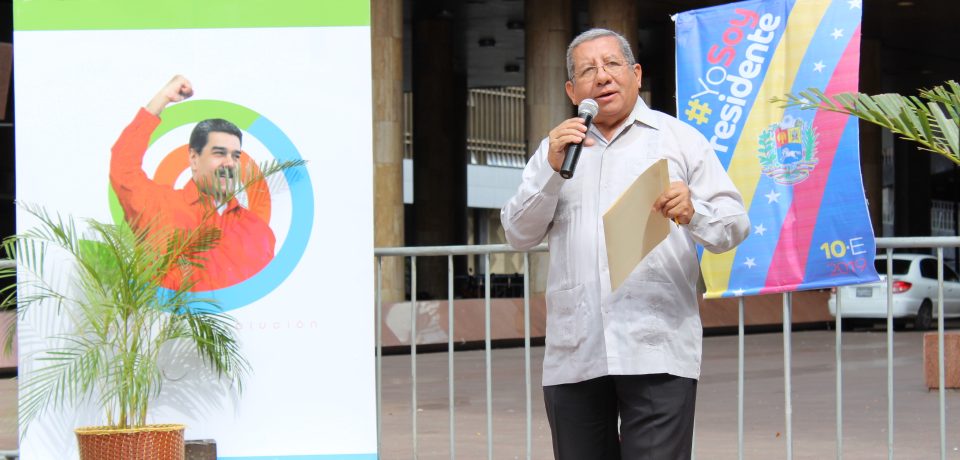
[602,158,671,292]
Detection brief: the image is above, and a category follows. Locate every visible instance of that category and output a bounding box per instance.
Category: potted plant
[0,156,301,458]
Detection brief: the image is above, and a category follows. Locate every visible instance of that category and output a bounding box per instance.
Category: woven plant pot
[75,424,185,460]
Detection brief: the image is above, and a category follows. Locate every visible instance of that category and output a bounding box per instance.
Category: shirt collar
[627,96,659,130]
[590,97,659,144]
[184,179,241,212]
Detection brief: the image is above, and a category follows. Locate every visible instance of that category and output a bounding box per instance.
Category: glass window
[874,258,911,275]
[913,258,959,281]
[944,265,959,282]
[919,258,938,279]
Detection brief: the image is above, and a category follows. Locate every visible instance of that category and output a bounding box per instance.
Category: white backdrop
[14,25,375,459]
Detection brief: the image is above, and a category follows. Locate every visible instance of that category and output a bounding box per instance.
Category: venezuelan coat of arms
[757,116,819,185]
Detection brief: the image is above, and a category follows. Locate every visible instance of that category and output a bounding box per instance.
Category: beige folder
[602,158,672,292]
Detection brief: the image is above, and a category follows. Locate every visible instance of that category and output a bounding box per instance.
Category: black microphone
[559,98,599,179]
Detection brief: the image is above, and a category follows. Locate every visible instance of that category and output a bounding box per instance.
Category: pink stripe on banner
[760,26,862,294]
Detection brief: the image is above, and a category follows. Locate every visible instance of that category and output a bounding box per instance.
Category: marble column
[588,0,638,57]
[525,0,572,158]
[372,0,405,301]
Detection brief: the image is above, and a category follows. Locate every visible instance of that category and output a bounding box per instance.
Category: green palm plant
[772,80,960,165]
[0,159,304,434]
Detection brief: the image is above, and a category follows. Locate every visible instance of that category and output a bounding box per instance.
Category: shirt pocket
[545,284,586,350]
[622,280,677,348]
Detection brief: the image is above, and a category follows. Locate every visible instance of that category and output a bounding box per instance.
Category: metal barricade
[375,237,959,460]
[375,243,545,460]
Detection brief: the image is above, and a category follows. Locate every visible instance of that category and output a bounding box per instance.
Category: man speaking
[501,29,750,459]
[111,75,275,291]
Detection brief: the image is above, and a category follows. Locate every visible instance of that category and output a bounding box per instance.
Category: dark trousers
[543,374,697,460]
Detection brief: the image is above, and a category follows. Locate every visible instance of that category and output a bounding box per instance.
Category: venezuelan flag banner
[675,0,879,298]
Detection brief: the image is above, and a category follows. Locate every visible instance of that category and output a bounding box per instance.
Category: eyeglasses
[575,60,627,81]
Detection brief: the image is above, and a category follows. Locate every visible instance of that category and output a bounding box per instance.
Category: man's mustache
[215,166,236,179]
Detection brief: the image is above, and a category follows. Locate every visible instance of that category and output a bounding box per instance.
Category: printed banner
[14,1,375,458]
[675,0,879,298]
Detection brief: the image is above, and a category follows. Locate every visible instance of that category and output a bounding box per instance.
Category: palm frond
[18,334,106,431]
[771,80,960,165]
[238,159,308,195]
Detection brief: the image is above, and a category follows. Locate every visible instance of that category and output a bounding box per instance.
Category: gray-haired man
[501,28,750,459]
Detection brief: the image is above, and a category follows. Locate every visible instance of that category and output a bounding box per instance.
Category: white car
[827,254,960,330]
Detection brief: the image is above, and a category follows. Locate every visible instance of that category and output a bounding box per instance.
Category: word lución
[238,320,320,330]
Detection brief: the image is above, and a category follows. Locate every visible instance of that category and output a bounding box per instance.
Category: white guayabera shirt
[502,99,750,386]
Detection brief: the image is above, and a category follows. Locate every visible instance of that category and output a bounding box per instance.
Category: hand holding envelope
[602,158,673,292]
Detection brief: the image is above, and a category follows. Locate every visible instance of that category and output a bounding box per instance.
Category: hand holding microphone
[558,99,599,179]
